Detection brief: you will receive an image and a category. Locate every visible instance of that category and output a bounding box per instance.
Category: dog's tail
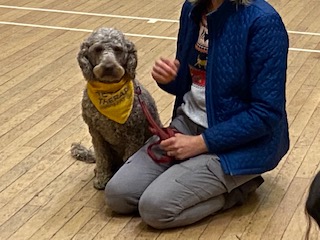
[70,143,95,163]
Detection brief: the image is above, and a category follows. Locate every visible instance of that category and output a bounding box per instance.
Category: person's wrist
[194,135,208,154]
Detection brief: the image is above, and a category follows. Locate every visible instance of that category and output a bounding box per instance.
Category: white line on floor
[0,21,177,40]
[0,5,178,23]
[1,21,319,53]
[1,4,320,37]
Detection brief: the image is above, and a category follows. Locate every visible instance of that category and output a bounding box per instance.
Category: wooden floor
[0,0,319,239]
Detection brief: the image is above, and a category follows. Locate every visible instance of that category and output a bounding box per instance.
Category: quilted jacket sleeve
[203,13,289,153]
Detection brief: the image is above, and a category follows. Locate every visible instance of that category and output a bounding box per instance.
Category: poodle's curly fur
[71,28,161,190]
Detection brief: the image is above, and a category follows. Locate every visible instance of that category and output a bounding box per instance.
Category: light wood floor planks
[0,0,319,239]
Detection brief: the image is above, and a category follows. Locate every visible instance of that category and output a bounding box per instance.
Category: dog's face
[78,28,137,83]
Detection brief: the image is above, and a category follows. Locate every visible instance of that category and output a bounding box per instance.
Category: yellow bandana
[87,77,134,124]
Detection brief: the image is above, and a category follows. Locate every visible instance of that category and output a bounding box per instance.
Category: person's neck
[208,0,225,12]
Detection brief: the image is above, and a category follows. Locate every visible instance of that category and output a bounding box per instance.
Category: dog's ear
[77,41,94,81]
[125,39,137,79]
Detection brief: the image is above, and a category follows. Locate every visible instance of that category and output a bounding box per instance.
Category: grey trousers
[105,112,258,229]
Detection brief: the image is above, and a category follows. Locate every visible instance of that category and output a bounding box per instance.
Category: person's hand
[160,134,208,160]
[151,57,180,84]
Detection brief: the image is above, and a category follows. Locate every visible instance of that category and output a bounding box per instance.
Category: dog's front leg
[89,128,113,190]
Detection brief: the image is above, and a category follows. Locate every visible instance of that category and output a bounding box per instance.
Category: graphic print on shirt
[189,14,208,88]
[181,13,209,128]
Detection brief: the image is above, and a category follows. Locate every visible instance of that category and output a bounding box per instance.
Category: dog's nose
[93,64,114,78]
[102,65,114,75]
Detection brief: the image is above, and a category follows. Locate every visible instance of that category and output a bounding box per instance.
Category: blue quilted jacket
[158,0,290,175]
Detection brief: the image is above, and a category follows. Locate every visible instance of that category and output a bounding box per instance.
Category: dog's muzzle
[93,55,125,80]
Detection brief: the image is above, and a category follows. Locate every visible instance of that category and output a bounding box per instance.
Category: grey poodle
[71,27,161,190]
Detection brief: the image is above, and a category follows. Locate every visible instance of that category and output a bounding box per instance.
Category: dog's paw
[93,176,110,190]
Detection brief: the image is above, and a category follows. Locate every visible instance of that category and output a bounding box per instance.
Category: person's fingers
[152,64,171,78]
[160,58,180,74]
[151,58,179,84]
[151,68,170,84]
[172,59,180,72]
[160,138,170,146]
[156,59,177,77]
[152,68,175,84]
[174,59,180,66]
[160,138,177,152]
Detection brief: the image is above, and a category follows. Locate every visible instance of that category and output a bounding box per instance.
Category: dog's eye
[94,46,104,53]
[113,46,123,52]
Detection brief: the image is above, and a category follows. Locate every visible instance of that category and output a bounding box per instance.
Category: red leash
[135,86,178,163]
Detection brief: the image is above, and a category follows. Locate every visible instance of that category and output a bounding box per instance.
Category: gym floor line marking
[0,4,177,23]
[0,21,177,40]
[1,21,320,53]
[1,4,320,37]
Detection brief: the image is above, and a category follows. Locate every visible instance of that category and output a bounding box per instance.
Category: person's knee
[104,177,138,214]
[138,191,175,229]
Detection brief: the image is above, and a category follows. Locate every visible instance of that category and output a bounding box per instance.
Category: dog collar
[87,76,134,124]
